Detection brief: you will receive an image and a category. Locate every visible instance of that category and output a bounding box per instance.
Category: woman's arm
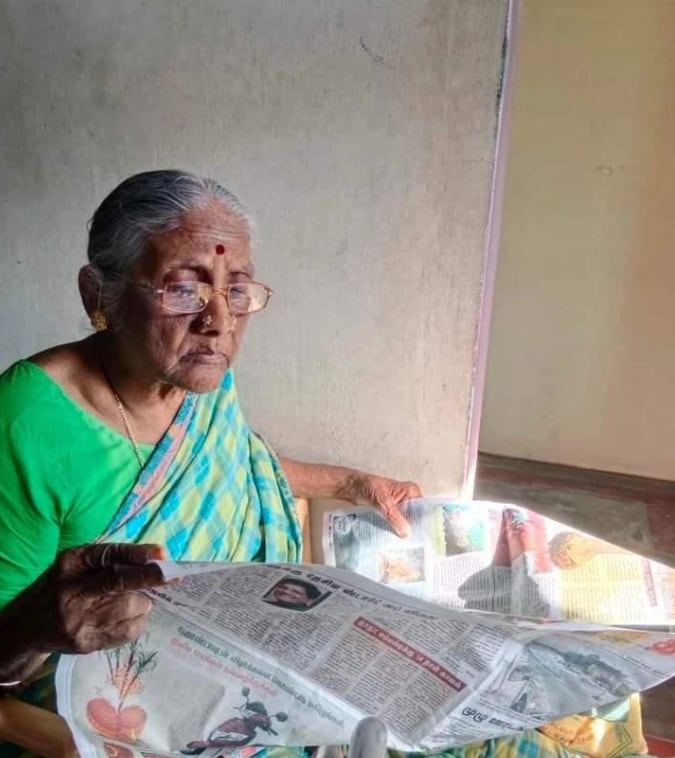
[278,457,421,538]
[277,458,370,501]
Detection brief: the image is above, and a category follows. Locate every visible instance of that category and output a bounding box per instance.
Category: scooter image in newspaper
[181,687,288,753]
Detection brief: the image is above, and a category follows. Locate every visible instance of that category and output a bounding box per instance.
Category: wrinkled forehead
[178,201,251,247]
[138,201,252,273]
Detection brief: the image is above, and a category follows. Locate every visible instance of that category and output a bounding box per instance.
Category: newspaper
[324,498,675,626]
[57,557,675,757]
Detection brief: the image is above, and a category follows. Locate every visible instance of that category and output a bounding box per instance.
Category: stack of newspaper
[57,499,675,757]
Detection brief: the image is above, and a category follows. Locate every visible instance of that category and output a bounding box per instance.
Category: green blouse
[0,360,153,609]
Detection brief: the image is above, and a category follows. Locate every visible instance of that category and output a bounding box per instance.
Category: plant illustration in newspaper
[86,637,158,742]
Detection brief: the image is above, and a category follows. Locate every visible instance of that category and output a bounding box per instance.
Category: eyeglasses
[108,275,273,316]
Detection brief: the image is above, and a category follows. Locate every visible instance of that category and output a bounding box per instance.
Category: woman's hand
[279,457,422,539]
[0,543,167,685]
[343,472,422,538]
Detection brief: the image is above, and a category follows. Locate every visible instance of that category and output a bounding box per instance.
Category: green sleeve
[0,419,65,609]
[0,361,152,610]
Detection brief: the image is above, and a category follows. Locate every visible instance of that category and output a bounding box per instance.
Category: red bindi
[215,244,226,255]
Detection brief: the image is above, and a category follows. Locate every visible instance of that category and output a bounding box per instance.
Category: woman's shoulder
[0,359,49,404]
[27,340,88,382]
[0,342,88,425]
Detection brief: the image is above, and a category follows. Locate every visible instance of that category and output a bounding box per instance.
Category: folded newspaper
[323,498,675,625]
[56,500,675,757]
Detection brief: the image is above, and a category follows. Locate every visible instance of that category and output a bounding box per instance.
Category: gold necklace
[111,389,145,470]
[99,355,145,470]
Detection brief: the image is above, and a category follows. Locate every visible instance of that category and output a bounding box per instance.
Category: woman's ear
[78,264,102,317]
[78,265,107,331]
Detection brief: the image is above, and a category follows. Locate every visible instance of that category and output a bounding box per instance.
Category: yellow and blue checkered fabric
[102,370,301,564]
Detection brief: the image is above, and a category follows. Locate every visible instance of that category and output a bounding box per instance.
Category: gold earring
[91,310,108,332]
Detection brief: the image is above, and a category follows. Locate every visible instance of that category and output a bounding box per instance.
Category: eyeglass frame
[102,272,273,316]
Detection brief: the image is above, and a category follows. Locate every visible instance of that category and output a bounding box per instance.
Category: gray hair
[87,169,252,313]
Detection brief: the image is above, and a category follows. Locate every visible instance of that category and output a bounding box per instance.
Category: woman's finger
[56,543,166,577]
[404,481,423,499]
[91,592,155,626]
[114,591,154,619]
[81,612,153,653]
[78,562,166,596]
[51,591,156,653]
[99,543,167,566]
[379,501,411,538]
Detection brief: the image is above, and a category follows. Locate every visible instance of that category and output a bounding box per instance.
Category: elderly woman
[0,170,419,754]
[0,171,648,758]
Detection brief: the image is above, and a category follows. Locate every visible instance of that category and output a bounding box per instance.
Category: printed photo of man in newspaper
[262,577,330,612]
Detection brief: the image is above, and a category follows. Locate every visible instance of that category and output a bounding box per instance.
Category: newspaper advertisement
[57,558,675,757]
[324,498,675,625]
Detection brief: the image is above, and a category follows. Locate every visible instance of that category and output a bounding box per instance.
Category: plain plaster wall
[0,0,509,493]
[480,0,675,481]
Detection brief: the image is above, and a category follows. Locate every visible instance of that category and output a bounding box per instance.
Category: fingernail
[397,525,411,539]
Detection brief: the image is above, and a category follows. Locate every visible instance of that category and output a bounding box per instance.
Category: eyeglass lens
[162,282,269,315]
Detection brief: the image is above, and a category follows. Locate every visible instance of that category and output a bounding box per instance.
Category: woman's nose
[199,291,236,333]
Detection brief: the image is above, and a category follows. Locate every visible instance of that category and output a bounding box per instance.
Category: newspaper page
[56,560,675,757]
[323,498,675,625]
